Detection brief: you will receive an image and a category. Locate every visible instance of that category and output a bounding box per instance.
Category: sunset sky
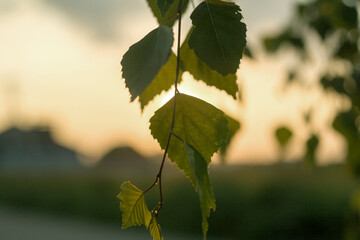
[0,0,347,164]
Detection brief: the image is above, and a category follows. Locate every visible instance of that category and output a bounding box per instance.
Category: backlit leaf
[181,29,238,98]
[121,26,173,101]
[139,52,182,111]
[149,216,163,240]
[184,143,216,239]
[150,93,229,184]
[117,181,152,229]
[189,0,247,76]
[146,0,189,27]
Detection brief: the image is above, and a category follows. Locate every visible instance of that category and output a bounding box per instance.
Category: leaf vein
[205,0,228,66]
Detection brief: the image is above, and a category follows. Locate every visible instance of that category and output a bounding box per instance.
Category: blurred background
[0,0,360,239]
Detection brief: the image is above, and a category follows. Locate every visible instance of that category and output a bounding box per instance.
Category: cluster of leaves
[117,0,247,239]
[264,0,359,170]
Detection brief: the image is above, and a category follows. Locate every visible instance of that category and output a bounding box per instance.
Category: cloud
[0,0,148,42]
[43,0,142,42]
[0,0,22,13]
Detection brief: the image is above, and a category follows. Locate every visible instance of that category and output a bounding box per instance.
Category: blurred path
[0,206,204,240]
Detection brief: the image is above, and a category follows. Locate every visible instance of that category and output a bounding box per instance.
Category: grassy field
[1,163,359,239]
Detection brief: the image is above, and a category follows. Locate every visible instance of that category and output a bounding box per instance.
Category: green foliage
[181,29,238,98]
[119,0,247,238]
[150,93,229,184]
[121,26,174,101]
[297,0,358,39]
[117,181,152,228]
[118,181,164,239]
[146,0,189,27]
[184,143,216,239]
[304,134,319,167]
[188,0,247,76]
[149,216,163,240]
[262,0,359,174]
[139,52,182,110]
[275,126,293,149]
[335,38,358,60]
[118,181,151,228]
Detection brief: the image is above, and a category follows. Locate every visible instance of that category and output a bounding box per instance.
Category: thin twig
[144,0,184,218]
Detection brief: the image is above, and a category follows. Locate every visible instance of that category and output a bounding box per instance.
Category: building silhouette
[0,126,81,170]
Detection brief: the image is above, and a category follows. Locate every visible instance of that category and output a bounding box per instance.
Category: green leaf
[181,29,238,98]
[157,0,174,17]
[121,26,174,101]
[184,143,216,239]
[189,0,247,76]
[275,126,293,149]
[139,52,182,111]
[219,115,241,162]
[146,0,189,27]
[117,181,152,229]
[150,93,229,184]
[149,216,163,240]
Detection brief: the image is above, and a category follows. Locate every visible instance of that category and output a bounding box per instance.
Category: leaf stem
[144,0,183,218]
[160,11,178,25]
[171,131,184,142]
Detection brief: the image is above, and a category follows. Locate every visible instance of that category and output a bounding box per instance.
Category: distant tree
[263,0,359,173]
[262,0,359,237]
